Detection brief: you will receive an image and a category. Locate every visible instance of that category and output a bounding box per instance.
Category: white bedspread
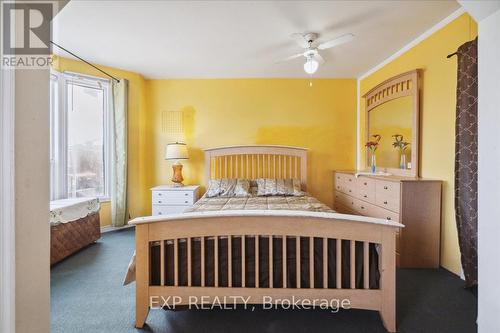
[49,197,100,225]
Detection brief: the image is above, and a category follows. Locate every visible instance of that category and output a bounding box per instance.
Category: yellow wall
[359,13,477,275]
[50,59,357,225]
[52,56,148,226]
[145,79,357,209]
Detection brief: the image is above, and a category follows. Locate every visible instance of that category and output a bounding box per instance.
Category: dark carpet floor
[51,229,477,333]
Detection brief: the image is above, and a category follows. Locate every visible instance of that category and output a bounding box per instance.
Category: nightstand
[151,185,200,216]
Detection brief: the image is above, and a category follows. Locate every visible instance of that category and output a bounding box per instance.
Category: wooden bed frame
[130,145,402,332]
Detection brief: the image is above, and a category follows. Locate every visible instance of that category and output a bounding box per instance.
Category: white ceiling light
[279,32,355,76]
[303,56,319,74]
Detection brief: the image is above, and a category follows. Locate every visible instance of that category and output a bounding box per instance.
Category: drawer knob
[384,201,388,204]
[348,190,351,193]
[361,206,365,209]
[348,179,352,182]
[384,186,388,190]
[185,193,188,196]
[387,217,392,220]
[185,201,188,204]
[158,200,162,203]
[363,195,367,198]
[158,212,162,215]
[158,193,162,196]
[364,182,367,185]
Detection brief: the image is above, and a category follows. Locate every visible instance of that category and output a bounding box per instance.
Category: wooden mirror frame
[363,69,421,177]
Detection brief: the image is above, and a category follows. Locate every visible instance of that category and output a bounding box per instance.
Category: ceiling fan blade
[275,52,304,64]
[317,33,355,50]
[314,52,325,64]
[290,33,310,49]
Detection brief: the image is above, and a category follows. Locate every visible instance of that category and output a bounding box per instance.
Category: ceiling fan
[278,32,355,75]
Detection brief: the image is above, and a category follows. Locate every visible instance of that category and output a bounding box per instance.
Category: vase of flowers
[365,134,381,173]
[392,134,410,169]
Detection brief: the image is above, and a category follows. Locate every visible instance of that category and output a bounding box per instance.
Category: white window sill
[99,197,111,203]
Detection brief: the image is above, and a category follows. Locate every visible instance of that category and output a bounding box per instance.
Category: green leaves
[392,134,410,151]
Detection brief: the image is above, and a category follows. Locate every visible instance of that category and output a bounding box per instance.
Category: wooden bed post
[135,224,150,328]
[380,227,396,332]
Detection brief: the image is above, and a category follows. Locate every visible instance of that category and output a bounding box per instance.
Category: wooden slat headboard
[204,145,308,190]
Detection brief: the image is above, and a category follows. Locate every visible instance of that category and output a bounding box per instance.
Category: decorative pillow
[206,179,222,197]
[276,179,287,195]
[291,178,304,196]
[256,178,278,196]
[219,178,236,197]
[234,179,251,197]
[206,178,251,197]
[259,178,304,196]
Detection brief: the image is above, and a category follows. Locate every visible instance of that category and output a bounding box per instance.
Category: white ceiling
[53,1,460,79]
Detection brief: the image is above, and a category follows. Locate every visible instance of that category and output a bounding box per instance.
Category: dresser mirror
[364,69,420,177]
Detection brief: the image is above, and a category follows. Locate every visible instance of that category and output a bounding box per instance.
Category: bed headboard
[204,145,308,190]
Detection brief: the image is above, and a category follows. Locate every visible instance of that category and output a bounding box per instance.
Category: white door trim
[0,66,16,333]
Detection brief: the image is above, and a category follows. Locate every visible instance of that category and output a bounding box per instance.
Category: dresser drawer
[337,173,357,196]
[375,180,401,212]
[352,199,399,222]
[353,199,372,216]
[152,205,188,216]
[366,203,400,223]
[334,202,355,215]
[334,173,345,192]
[152,190,194,205]
[334,191,357,211]
[357,177,376,203]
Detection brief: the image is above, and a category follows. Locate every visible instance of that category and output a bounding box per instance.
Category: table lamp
[165,142,189,187]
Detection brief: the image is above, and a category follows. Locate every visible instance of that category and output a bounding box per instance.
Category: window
[50,71,112,200]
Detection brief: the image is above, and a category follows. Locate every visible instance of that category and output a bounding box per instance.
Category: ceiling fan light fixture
[304,57,319,74]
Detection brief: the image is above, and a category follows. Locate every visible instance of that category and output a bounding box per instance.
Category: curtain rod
[50,41,120,83]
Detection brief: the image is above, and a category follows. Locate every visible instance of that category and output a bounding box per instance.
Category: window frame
[50,70,113,201]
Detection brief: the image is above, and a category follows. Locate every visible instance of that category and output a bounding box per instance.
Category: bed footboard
[131,212,400,332]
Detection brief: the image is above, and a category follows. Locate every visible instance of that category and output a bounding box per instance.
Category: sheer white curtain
[111,79,128,227]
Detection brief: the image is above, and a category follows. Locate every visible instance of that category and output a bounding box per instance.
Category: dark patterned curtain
[454,37,478,288]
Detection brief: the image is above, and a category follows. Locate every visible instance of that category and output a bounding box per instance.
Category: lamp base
[171,162,184,187]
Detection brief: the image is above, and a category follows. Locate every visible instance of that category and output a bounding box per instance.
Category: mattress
[186,192,334,212]
[124,193,380,288]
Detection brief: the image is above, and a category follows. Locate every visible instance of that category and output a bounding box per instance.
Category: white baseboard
[101,224,135,233]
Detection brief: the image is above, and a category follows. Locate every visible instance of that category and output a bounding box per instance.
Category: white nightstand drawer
[151,185,200,216]
[152,191,194,205]
[152,205,188,216]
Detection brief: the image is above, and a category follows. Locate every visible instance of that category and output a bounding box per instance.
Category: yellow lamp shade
[165,142,189,160]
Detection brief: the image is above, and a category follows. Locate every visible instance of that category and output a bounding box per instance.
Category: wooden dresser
[333,171,442,268]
